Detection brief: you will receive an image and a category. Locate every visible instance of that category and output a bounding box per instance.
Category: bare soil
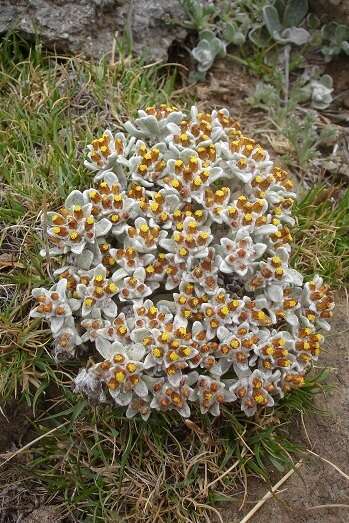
[221,292,349,523]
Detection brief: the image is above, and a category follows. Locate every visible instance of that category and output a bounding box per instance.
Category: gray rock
[0,0,188,61]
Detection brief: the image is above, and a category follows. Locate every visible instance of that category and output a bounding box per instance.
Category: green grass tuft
[293,186,349,286]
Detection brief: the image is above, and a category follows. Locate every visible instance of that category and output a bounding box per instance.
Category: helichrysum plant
[31,105,334,420]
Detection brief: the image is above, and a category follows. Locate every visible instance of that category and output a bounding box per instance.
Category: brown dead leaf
[0,253,24,270]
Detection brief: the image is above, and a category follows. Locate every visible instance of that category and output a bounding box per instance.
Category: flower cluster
[31,105,334,419]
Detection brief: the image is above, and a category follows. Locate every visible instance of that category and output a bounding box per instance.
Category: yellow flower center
[152,347,162,358]
[126,363,137,373]
[115,371,126,383]
[70,231,79,240]
[140,223,149,233]
[220,306,229,316]
[84,298,93,308]
[160,332,170,342]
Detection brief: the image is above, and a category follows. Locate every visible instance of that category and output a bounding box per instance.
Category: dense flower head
[31,105,334,419]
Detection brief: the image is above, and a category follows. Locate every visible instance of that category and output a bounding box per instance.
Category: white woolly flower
[126,217,168,253]
[229,369,276,417]
[30,279,78,334]
[301,275,335,331]
[76,264,119,318]
[160,216,213,265]
[145,189,180,229]
[128,140,169,187]
[33,104,333,420]
[44,190,111,257]
[110,247,154,275]
[124,107,183,141]
[133,299,173,330]
[90,346,148,406]
[194,376,236,416]
[149,373,198,418]
[53,317,82,359]
[115,267,156,302]
[217,231,266,277]
[85,131,136,174]
[184,247,219,296]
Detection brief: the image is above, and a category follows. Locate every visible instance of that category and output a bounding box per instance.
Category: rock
[309,0,349,26]
[0,0,188,62]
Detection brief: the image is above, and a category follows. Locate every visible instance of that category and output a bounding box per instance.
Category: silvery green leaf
[177,403,191,418]
[321,46,336,61]
[257,222,280,235]
[124,121,144,138]
[157,299,176,313]
[50,316,65,334]
[316,319,331,331]
[65,190,86,210]
[222,21,238,43]
[274,0,286,17]
[322,22,337,41]
[192,40,214,71]
[310,78,333,109]
[167,370,182,388]
[342,41,349,54]
[297,85,312,103]
[96,338,114,359]
[284,311,299,327]
[280,27,310,45]
[159,238,176,252]
[134,381,148,397]
[222,22,245,46]
[75,250,94,270]
[187,371,199,386]
[95,218,112,237]
[319,74,333,89]
[249,25,270,48]
[213,37,227,57]
[286,268,303,285]
[263,5,283,37]
[266,284,283,303]
[56,279,67,294]
[335,24,349,45]
[283,0,308,28]
[110,341,125,353]
[231,31,246,46]
[112,391,132,406]
[198,29,216,42]
[127,343,145,361]
[131,328,151,343]
[102,300,118,318]
[71,242,86,255]
[69,298,81,312]
[165,111,184,124]
[138,116,160,136]
[306,13,320,30]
